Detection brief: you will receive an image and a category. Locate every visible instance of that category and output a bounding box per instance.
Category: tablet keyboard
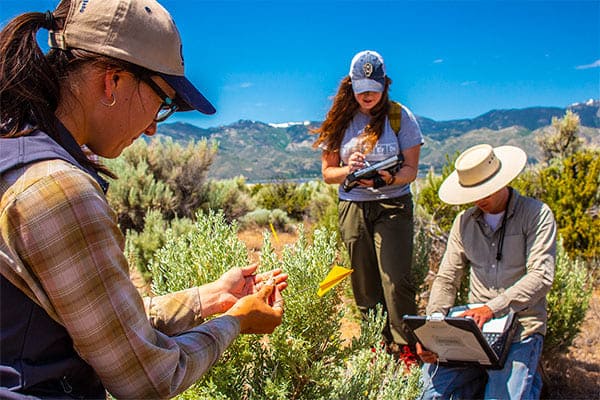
[483,332,504,354]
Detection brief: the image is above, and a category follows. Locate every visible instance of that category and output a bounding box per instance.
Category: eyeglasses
[141,77,178,122]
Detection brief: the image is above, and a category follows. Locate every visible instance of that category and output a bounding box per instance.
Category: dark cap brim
[159,73,216,115]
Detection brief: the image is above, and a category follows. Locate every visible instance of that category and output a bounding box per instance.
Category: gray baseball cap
[349,50,386,94]
[48,0,215,114]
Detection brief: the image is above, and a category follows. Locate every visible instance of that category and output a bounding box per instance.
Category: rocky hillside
[156,100,600,181]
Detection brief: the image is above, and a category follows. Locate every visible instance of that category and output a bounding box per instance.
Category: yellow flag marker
[269,222,280,245]
[317,265,353,297]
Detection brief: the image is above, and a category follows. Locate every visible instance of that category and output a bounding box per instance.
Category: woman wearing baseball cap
[312,50,424,364]
[0,0,286,397]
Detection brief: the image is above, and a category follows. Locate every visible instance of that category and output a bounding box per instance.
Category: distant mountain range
[156,100,600,181]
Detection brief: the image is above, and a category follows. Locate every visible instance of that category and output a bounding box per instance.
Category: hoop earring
[101,93,116,107]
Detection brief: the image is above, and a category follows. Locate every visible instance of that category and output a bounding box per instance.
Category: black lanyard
[496,187,513,261]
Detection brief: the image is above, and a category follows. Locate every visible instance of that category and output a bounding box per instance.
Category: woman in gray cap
[313,50,424,365]
[0,0,286,398]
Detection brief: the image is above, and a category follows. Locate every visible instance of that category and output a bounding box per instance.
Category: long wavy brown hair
[0,1,155,179]
[312,75,392,153]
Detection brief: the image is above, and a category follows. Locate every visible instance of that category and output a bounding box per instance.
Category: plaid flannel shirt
[0,159,239,398]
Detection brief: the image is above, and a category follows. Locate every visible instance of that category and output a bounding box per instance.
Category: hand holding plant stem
[225,276,285,334]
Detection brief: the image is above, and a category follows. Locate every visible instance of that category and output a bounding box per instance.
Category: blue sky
[1,1,599,128]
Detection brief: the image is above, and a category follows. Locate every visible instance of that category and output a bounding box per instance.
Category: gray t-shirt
[338,105,424,201]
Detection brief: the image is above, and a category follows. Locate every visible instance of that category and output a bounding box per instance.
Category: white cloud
[576,59,600,70]
[222,81,254,91]
[433,59,444,64]
[460,81,477,86]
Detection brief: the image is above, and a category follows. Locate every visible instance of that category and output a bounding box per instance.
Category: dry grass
[237,227,299,263]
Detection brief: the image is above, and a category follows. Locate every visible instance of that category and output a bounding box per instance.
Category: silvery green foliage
[544,239,593,353]
[330,346,421,400]
[125,210,196,279]
[202,176,255,223]
[239,208,293,232]
[147,211,422,399]
[329,307,423,400]
[150,210,249,294]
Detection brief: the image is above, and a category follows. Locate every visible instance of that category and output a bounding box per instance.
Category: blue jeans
[420,334,544,400]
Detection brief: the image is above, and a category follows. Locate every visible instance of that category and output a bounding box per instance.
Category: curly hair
[312,75,392,154]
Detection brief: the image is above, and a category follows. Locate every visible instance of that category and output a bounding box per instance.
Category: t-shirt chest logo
[363,62,373,77]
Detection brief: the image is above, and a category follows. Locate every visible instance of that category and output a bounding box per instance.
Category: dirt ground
[540,287,600,399]
[132,228,600,399]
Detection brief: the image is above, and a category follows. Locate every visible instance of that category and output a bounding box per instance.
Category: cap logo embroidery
[363,62,373,77]
[79,0,89,13]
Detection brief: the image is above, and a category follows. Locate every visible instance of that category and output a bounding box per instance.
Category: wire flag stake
[269,222,280,245]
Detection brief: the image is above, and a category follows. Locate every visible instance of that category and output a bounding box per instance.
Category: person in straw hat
[416,144,556,399]
[0,0,287,398]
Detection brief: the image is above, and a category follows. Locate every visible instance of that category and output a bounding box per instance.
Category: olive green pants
[338,195,416,346]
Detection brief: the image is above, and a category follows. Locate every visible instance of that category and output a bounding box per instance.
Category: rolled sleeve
[145,286,205,336]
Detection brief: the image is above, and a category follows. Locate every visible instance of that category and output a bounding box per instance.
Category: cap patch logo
[363,62,373,77]
[79,0,90,13]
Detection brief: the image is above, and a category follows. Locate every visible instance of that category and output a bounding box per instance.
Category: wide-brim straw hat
[438,144,527,205]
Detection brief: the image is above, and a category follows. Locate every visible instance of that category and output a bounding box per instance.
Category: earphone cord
[496,187,513,261]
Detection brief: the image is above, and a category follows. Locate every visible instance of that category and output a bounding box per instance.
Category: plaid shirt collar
[53,120,109,194]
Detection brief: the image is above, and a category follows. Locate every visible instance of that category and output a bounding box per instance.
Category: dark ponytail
[0,4,69,137]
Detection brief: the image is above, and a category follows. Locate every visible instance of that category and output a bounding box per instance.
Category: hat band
[458,159,502,188]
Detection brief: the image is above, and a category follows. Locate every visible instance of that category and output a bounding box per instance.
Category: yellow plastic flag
[317,265,353,297]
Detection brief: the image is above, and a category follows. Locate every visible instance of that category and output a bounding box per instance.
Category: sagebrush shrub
[125,210,195,279]
[105,153,175,232]
[414,154,467,233]
[105,137,217,232]
[544,239,593,353]
[514,150,600,260]
[238,208,293,233]
[201,176,255,222]
[148,211,421,399]
[150,211,249,294]
[251,180,336,224]
[146,137,217,219]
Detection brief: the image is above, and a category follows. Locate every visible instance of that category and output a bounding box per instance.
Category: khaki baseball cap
[48,0,215,114]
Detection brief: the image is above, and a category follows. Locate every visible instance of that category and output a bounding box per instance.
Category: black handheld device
[342,153,404,192]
